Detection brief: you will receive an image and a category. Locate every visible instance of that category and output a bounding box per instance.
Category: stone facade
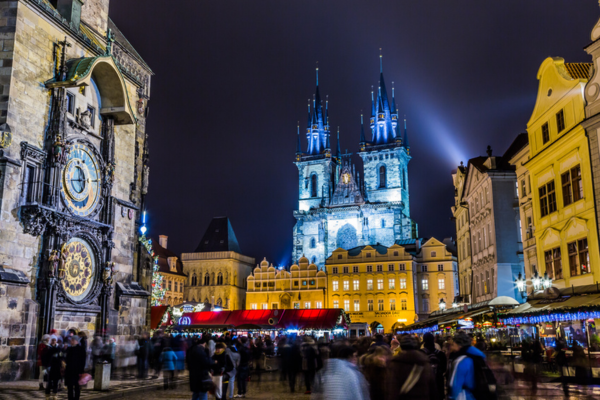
[451,164,472,301]
[246,257,327,310]
[0,0,152,380]
[462,146,524,304]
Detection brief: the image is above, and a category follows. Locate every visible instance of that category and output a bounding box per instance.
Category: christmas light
[139,234,165,306]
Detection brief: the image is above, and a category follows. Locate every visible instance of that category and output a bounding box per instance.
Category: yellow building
[326,244,418,333]
[182,217,255,310]
[246,257,327,310]
[451,164,473,302]
[154,236,187,306]
[414,238,459,320]
[525,58,598,288]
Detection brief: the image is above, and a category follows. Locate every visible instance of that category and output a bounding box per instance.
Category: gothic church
[293,58,417,269]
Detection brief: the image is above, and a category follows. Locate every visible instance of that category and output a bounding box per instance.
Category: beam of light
[417,112,469,167]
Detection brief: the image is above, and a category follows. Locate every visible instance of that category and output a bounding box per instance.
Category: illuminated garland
[140,234,165,306]
[398,324,439,335]
[499,307,600,325]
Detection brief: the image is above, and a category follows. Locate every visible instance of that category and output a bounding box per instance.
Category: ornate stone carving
[20,142,46,164]
[20,205,51,236]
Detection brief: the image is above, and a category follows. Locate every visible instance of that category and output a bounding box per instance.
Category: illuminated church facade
[293,60,417,269]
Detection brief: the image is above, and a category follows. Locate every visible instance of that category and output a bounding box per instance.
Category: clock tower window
[311,174,318,198]
[379,165,387,189]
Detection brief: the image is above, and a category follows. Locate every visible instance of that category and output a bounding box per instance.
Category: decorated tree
[139,234,165,306]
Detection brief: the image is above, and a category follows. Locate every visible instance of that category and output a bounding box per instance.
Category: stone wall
[81,0,109,35]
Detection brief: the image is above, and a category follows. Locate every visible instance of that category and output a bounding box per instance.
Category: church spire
[296,122,302,155]
[306,64,328,155]
[359,113,366,145]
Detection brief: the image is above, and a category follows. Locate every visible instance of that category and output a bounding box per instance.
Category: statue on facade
[48,250,60,278]
[103,262,115,285]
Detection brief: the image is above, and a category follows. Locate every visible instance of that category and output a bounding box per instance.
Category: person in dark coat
[187,338,213,400]
[137,332,152,379]
[421,332,447,400]
[385,335,434,400]
[237,337,251,397]
[301,336,319,394]
[65,336,86,400]
[212,342,234,400]
[44,336,65,400]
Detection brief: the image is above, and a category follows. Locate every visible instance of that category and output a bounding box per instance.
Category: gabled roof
[346,244,389,256]
[107,18,152,72]
[153,240,186,277]
[503,133,529,161]
[194,217,242,253]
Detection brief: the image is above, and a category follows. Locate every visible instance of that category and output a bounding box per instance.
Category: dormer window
[168,257,177,272]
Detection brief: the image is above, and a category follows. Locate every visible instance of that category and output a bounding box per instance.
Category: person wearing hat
[385,334,433,400]
[65,335,86,400]
[38,334,50,390]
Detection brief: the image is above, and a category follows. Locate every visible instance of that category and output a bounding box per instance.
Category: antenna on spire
[404,114,407,128]
[371,86,374,101]
[313,94,315,108]
[361,111,363,124]
[392,81,395,98]
[307,99,311,113]
[316,61,319,86]
[379,48,383,73]
[326,94,329,109]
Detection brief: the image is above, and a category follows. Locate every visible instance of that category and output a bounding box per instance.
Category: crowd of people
[39,326,596,400]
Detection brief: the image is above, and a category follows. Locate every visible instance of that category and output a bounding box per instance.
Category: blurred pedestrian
[160,346,177,390]
[137,332,151,379]
[386,335,433,400]
[447,331,495,400]
[38,334,50,390]
[65,336,86,400]
[212,342,234,400]
[44,336,64,400]
[362,345,391,400]
[312,343,369,400]
[225,341,240,399]
[301,336,319,394]
[421,333,447,400]
[236,336,251,398]
[187,338,213,400]
[103,337,116,378]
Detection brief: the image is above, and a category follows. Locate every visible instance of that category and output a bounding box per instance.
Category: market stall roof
[179,310,232,328]
[276,309,347,330]
[227,309,283,329]
[151,306,170,329]
[504,293,600,316]
[437,308,490,326]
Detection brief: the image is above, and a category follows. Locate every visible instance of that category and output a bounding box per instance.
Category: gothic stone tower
[293,60,415,270]
[0,0,152,380]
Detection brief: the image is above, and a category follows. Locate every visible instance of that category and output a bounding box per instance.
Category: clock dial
[62,143,101,216]
[61,238,96,302]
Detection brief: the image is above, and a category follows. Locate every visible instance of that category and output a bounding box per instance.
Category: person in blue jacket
[160,346,177,390]
[448,331,486,400]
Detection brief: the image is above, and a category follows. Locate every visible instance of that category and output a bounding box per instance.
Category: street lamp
[532,270,542,292]
[515,272,526,296]
[439,298,446,311]
[542,271,552,290]
[452,301,458,308]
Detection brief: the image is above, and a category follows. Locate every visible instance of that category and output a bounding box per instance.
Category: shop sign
[539,324,556,336]
[458,319,474,329]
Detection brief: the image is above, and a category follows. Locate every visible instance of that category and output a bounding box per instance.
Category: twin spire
[298,53,410,158]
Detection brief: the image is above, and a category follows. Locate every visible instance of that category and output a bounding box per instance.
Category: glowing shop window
[304,302,311,309]
[377,279,383,290]
[354,300,360,311]
[251,304,257,310]
[344,300,350,311]
[315,301,322,309]
[353,280,359,290]
[333,300,339,309]
[343,280,349,291]
[389,278,395,290]
[400,277,407,289]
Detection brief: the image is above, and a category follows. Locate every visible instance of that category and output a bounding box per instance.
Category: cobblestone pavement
[2,371,600,400]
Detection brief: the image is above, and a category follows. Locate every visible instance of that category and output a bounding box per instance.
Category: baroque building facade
[0,0,152,380]
[182,217,254,310]
[525,58,598,289]
[246,256,327,310]
[451,163,472,302]
[460,143,524,304]
[154,235,186,306]
[293,61,416,270]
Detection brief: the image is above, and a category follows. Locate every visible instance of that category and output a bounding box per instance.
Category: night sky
[110,1,598,265]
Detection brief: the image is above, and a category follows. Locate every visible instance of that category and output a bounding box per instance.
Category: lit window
[422,279,429,291]
[390,299,396,310]
[315,301,322,309]
[353,266,359,273]
[344,300,350,311]
[367,280,373,290]
[367,265,373,272]
[353,280,359,291]
[354,300,360,311]
[438,264,443,271]
[389,278,395,290]
[294,302,300,309]
[333,300,339,309]
[302,280,307,286]
[377,279,383,290]
[332,267,338,274]
[388,264,394,272]
[343,266,349,273]
[401,299,407,310]
[368,299,373,311]
[304,302,311,309]
[378,299,384,311]
[568,238,590,277]
[343,280,349,291]
[262,303,268,310]
[376,265,383,272]
[438,278,445,290]
[332,281,339,291]
[251,304,257,310]
[399,277,407,289]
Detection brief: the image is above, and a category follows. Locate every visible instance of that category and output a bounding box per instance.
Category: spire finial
[379,48,383,73]
[361,112,363,124]
[316,61,319,86]
[371,86,374,101]
[392,81,395,98]
[326,94,329,109]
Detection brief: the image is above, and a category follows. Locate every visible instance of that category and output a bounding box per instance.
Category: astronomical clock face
[61,238,96,302]
[62,143,101,216]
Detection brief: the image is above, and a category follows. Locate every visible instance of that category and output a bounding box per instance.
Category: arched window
[379,165,386,189]
[217,272,223,285]
[311,174,318,198]
[204,273,210,286]
[381,219,385,228]
[211,272,215,285]
[311,256,317,264]
[191,273,197,286]
[216,298,223,307]
[310,238,316,249]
